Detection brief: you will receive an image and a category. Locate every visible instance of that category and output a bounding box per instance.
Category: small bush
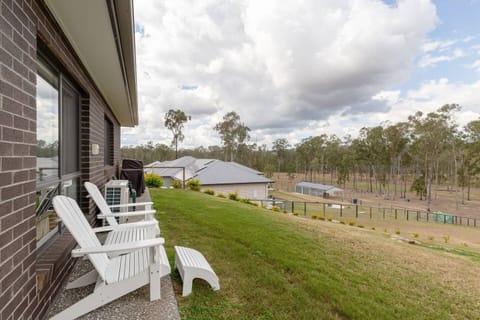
[311,214,318,219]
[319,216,326,221]
[427,235,434,241]
[262,205,267,209]
[443,235,450,243]
[283,210,287,214]
[186,179,201,191]
[228,192,239,201]
[144,173,163,188]
[395,230,400,235]
[412,232,419,238]
[358,224,364,228]
[172,180,182,189]
[217,193,226,198]
[327,216,333,222]
[348,221,355,226]
[203,189,215,195]
[383,228,388,233]
[293,212,299,216]
[272,206,280,212]
[371,227,376,230]
[339,219,345,224]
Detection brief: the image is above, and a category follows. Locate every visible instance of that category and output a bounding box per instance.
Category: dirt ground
[272,172,480,218]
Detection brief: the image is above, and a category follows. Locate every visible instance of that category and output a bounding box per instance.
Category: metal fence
[256,199,479,228]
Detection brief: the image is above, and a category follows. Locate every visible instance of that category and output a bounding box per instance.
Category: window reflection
[36,75,59,182]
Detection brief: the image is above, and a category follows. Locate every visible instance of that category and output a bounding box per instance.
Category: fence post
[340,204,343,217]
[444,215,446,224]
[292,201,294,213]
[406,210,409,221]
[426,211,428,222]
[460,217,462,225]
[323,203,326,215]
[304,202,307,216]
[395,209,397,220]
[468,218,470,226]
[416,211,419,221]
[369,207,372,219]
[355,205,358,218]
[475,219,477,227]
[383,208,385,219]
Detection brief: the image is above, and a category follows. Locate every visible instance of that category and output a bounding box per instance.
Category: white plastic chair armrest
[97,209,156,219]
[114,220,158,230]
[71,238,165,257]
[92,226,115,233]
[108,202,153,209]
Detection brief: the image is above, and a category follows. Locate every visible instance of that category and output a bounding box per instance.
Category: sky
[123,0,480,149]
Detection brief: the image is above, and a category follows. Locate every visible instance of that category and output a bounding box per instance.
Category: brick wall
[0,0,122,319]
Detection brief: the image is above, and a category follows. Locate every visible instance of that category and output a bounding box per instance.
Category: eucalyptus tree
[384,122,410,199]
[464,119,480,200]
[272,138,290,171]
[214,111,250,161]
[408,104,459,211]
[164,109,190,159]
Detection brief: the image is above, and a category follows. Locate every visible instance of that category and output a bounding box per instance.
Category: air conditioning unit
[104,180,129,223]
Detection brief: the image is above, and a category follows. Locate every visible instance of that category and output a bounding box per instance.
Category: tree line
[121,105,480,210]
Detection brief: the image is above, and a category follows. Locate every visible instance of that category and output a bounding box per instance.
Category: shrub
[186,179,201,191]
[311,214,318,219]
[358,224,364,228]
[203,189,215,195]
[327,216,333,222]
[395,230,400,235]
[172,180,182,189]
[348,220,355,226]
[443,235,450,243]
[144,173,163,188]
[412,232,419,238]
[427,235,434,241]
[228,192,239,201]
[371,227,376,230]
[383,228,388,233]
[283,210,287,214]
[217,193,226,198]
[318,216,325,221]
[272,206,280,212]
[293,212,299,216]
[339,219,345,224]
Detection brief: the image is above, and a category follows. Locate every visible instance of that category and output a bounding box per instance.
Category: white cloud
[127,0,438,147]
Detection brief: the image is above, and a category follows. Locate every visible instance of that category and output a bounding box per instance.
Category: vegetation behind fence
[257,198,479,228]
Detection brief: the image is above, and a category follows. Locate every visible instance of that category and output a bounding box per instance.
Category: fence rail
[256,198,479,228]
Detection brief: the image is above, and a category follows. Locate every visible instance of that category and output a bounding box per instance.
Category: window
[104,116,114,166]
[36,52,81,250]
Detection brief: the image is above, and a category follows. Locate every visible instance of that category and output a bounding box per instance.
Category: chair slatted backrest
[84,182,118,228]
[52,196,109,281]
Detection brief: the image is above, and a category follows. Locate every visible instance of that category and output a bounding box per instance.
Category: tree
[214,111,250,161]
[164,109,189,159]
[272,138,290,171]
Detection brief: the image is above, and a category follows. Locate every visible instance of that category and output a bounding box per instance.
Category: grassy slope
[151,189,480,320]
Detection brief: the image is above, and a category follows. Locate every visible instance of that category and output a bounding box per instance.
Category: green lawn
[150,188,480,320]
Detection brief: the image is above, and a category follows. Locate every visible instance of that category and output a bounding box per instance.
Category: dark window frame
[104,116,114,166]
[36,43,83,251]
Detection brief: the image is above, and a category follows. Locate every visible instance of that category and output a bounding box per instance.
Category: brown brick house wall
[0,0,122,319]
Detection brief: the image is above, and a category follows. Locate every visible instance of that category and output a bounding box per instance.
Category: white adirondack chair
[85,181,160,236]
[50,196,171,320]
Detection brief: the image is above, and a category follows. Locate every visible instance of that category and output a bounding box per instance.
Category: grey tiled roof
[145,156,272,185]
[295,181,342,192]
[193,160,273,185]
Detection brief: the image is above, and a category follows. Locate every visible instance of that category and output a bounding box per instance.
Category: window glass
[62,81,80,174]
[36,74,59,183]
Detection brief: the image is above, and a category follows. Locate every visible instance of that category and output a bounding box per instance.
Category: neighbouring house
[0,1,138,319]
[145,156,273,200]
[295,182,344,198]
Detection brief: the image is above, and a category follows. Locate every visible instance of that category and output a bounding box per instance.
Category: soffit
[45,0,138,126]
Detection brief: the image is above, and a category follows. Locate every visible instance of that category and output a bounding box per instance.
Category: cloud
[418,48,465,67]
[127,0,438,147]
